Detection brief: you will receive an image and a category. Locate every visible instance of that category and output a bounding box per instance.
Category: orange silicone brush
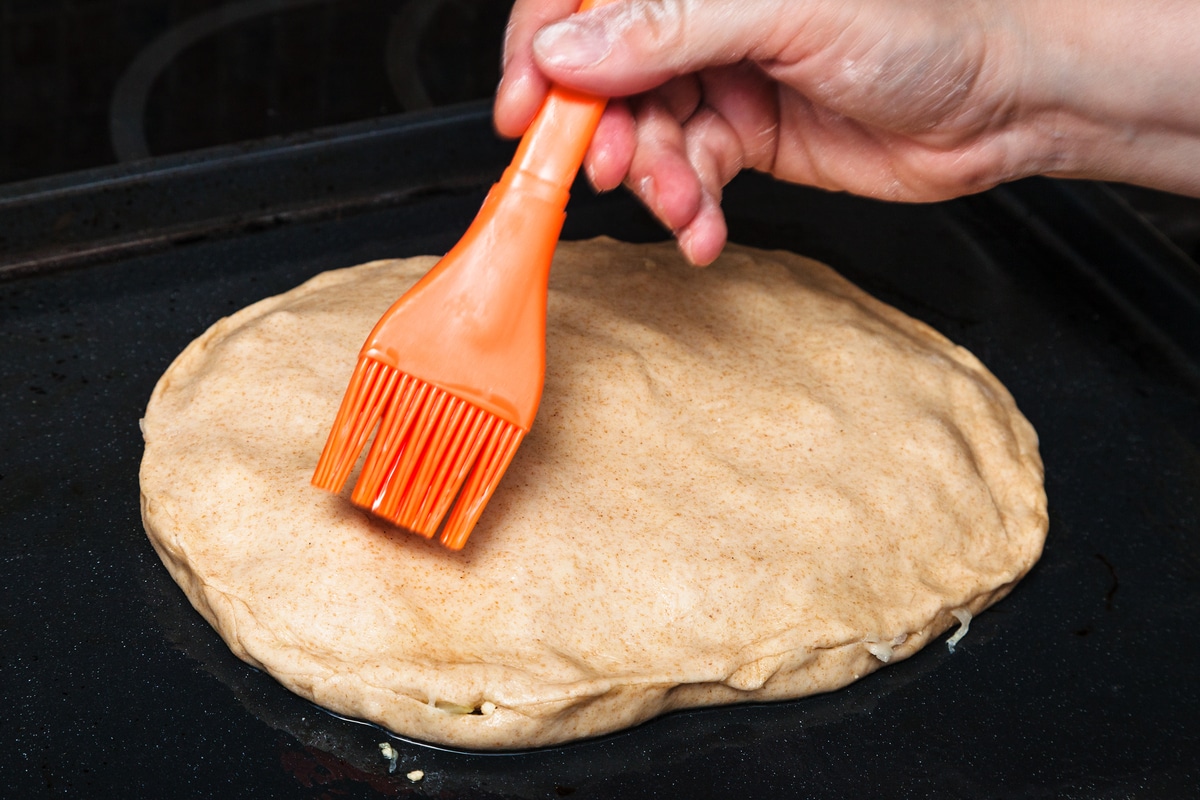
[312,2,607,550]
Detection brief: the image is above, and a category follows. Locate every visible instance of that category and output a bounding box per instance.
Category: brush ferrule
[510,86,606,193]
[500,166,571,211]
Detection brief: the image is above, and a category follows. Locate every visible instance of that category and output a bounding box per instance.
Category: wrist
[1006,0,1200,195]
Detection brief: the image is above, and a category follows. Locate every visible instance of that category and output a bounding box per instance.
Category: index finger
[494,0,587,138]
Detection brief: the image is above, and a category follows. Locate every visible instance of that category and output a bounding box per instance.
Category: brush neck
[509,85,607,202]
[508,0,609,198]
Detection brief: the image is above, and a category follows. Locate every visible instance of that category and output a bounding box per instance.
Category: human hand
[495,0,1200,265]
[496,0,1034,264]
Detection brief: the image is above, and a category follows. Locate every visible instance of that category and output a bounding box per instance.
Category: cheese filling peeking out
[865,632,909,663]
[946,608,973,653]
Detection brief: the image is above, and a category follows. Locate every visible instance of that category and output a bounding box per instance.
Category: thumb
[532,0,798,96]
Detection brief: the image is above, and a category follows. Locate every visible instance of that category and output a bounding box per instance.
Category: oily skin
[495,0,1200,265]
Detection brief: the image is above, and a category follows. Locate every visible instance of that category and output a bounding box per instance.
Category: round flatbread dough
[140,238,1047,749]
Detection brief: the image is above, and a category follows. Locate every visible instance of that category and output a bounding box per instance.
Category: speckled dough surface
[140,238,1048,749]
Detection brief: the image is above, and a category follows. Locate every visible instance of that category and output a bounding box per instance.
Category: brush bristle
[313,357,524,549]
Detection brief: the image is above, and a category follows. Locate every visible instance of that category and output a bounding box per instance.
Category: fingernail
[676,226,700,266]
[637,175,664,220]
[533,17,613,69]
[584,162,604,194]
[496,69,526,104]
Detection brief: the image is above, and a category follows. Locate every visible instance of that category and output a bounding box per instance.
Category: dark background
[1,0,1199,265]
[0,0,511,181]
[2,3,1199,798]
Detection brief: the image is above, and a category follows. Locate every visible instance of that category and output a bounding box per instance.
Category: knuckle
[685,109,744,185]
[614,0,691,59]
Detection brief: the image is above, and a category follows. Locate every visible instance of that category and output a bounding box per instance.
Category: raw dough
[140,238,1047,749]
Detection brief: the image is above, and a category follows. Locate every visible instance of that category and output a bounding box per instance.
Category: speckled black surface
[2,108,1199,799]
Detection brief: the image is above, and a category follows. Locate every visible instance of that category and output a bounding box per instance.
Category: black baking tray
[2,103,1198,798]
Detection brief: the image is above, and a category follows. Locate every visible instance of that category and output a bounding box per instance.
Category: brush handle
[507,0,610,195]
[361,0,616,432]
